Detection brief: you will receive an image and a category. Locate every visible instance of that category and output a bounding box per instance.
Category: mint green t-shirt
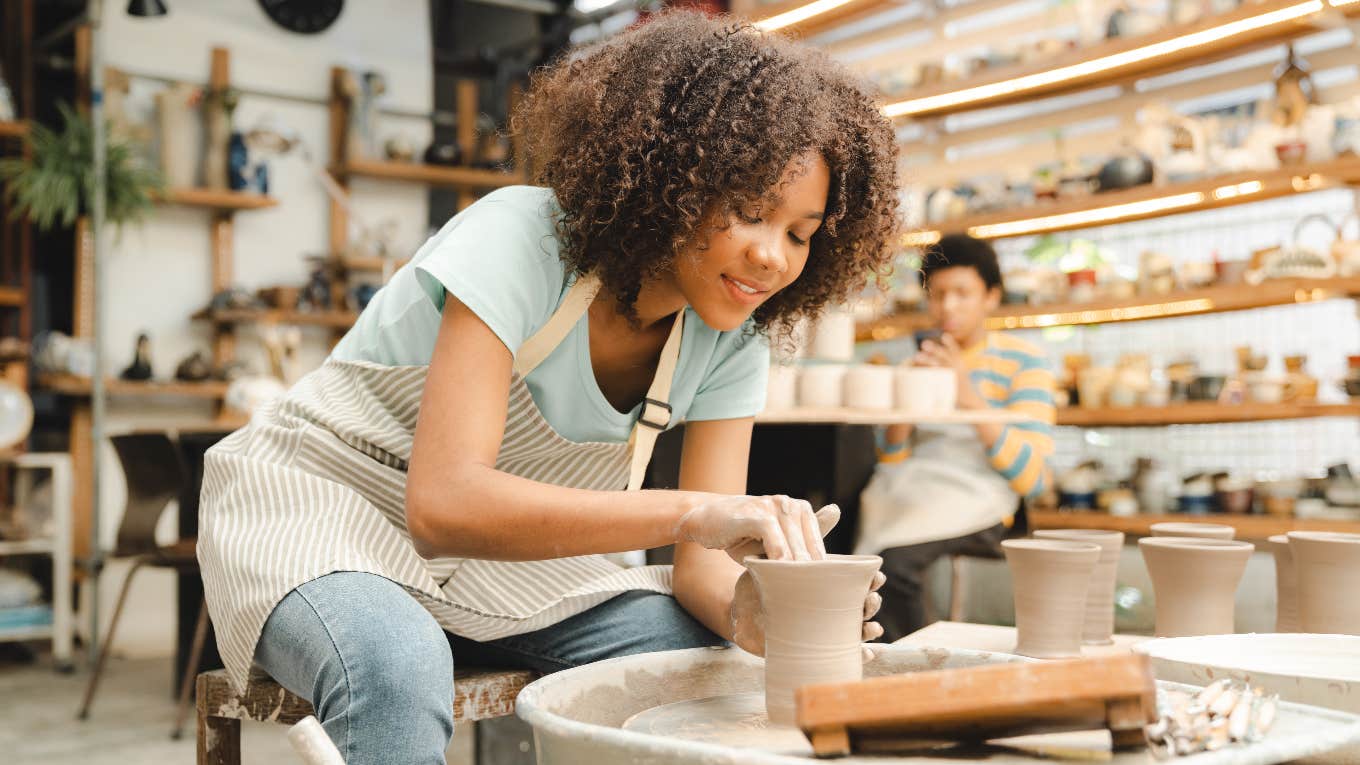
[330,185,769,444]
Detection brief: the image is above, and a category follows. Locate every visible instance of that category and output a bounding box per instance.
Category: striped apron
[199,274,684,692]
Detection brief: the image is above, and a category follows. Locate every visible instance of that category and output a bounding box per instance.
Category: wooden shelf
[39,374,230,399]
[1055,402,1360,427]
[156,187,279,211]
[0,121,27,140]
[916,157,1360,242]
[333,159,524,190]
[335,255,410,271]
[883,0,1360,120]
[193,307,358,329]
[859,276,1360,340]
[756,407,1030,425]
[749,0,895,35]
[1029,509,1360,542]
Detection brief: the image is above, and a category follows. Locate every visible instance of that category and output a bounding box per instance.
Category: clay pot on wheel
[1267,534,1299,633]
[1286,531,1360,635]
[1140,537,1254,637]
[1149,522,1235,540]
[1002,539,1102,658]
[1033,529,1125,645]
[743,554,883,726]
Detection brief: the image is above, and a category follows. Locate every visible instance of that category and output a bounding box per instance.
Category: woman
[199,12,901,764]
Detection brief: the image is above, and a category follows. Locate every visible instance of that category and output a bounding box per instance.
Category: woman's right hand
[673,495,840,563]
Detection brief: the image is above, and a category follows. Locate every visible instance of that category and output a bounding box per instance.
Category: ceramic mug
[844,365,895,411]
[896,367,956,414]
[765,365,798,411]
[798,365,847,409]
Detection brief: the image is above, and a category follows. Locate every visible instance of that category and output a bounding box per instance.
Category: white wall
[89,0,434,657]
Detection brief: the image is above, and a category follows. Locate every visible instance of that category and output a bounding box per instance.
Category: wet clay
[1033,529,1125,645]
[1266,534,1298,633]
[743,554,883,726]
[1001,539,1101,659]
[1149,522,1236,540]
[1139,537,1254,638]
[1286,531,1360,635]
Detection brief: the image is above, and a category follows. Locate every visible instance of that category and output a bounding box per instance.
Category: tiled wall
[992,188,1360,482]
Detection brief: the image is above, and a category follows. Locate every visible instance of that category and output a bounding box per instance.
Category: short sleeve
[686,323,770,422]
[413,188,565,356]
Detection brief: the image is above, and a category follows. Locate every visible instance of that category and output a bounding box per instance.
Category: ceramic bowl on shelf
[1188,375,1226,401]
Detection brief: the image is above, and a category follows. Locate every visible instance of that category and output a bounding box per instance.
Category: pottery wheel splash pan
[515,645,1360,764]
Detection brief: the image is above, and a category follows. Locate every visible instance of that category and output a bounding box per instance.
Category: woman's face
[675,152,830,332]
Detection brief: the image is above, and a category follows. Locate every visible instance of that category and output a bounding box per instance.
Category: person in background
[855,233,1056,642]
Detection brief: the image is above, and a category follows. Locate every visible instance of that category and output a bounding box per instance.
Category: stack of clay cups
[896,367,956,415]
[1284,531,1360,635]
[1139,534,1254,638]
[797,364,847,408]
[1033,529,1125,645]
[844,365,895,410]
[1001,538,1102,658]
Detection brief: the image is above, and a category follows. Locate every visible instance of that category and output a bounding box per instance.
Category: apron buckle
[639,398,672,430]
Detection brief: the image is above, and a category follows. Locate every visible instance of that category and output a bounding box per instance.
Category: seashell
[1196,678,1232,708]
[1209,687,1240,717]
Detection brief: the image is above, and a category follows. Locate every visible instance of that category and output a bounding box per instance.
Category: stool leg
[172,598,210,739]
[197,712,241,765]
[77,558,145,720]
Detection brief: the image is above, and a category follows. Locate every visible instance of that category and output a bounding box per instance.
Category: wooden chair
[195,666,538,764]
[76,432,207,739]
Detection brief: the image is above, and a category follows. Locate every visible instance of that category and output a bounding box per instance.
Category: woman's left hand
[729,566,887,659]
[916,335,982,410]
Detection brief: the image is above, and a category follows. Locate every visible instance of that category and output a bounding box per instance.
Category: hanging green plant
[0,102,162,232]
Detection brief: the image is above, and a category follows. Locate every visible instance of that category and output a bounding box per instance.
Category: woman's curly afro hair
[513,11,902,334]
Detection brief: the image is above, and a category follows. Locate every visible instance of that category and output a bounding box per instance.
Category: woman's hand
[730,566,888,658]
[673,495,837,563]
[916,335,983,410]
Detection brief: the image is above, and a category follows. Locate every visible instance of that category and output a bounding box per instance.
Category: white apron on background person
[198,273,683,693]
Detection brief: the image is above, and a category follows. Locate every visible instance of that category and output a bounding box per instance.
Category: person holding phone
[854,234,1057,641]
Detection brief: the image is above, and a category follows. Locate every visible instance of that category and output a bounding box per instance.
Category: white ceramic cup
[809,309,856,362]
[765,365,798,411]
[895,367,957,414]
[798,365,847,408]
[844,365,896,410]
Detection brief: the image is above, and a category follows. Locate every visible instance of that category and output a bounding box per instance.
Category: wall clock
[258,0,344,34]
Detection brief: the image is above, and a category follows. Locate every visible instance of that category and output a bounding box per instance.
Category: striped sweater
[856,332,1055,551]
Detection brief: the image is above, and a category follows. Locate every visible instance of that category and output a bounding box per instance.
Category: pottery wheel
[622,692,815,756]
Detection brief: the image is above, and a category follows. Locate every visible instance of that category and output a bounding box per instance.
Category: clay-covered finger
[813,504,841,538]
[756,512,791,561]
[869,571,886,592]
[775,497,812,561]
[861,642,887,663]
[863,591,882,620]
[862,620,884,642]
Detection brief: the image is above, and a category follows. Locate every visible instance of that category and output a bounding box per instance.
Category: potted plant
[0,102,161,231]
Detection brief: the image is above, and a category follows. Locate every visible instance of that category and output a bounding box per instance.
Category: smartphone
[914,329,943,351]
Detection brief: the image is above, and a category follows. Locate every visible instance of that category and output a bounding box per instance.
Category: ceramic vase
[203,97,230,190]
[1140,537,1254,637]
[1002,539,1101,659]
[1287,531,1360,635]
[744,554,883,726]
[1149,522,1235,540]
[157,83,200,188]
[1033,529,1125,645]
[1267,534,1299,633]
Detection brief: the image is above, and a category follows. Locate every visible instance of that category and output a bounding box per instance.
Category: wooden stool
[195,667,538,764]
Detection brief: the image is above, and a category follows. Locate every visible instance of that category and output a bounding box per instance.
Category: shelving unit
[0,120,27,139]
[0,452,74,669]
[1055,402,1360,427]
[37,374,231,400]
[331,158,523,190]
[1029,508,1360,541]
[192,307,358,329]
[860,276,1360,339]
[155,187,278,211]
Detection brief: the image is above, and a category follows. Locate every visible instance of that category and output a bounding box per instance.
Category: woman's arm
[405,295,825,563]
[671,417,757,642]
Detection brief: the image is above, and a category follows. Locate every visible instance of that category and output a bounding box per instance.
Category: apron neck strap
[513,272,685,492]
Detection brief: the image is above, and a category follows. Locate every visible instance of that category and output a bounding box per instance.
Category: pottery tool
[794,654,1157,758]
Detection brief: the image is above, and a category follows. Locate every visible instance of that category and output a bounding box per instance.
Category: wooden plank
[156,188,278,211]
[328,66,351,263]
[335,255,409,271]
[38,374,231,399]
[457,79,480,211]
[795,654,1156,744]
[859,276,1360,339]
[1029,509,1360,541]
[0,121,26,139]
[1055,401,1360,426]
[908,156,1360,241]
[883,0,1356,120]
[335,158,523,191]
[193,308,359,329]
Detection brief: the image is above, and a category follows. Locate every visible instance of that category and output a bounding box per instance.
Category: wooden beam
[456,79,479,211]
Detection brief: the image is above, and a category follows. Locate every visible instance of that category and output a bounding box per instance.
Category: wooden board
[860,276,1360,339]
[334,158,524,190]
[156,188,278,211]
[192,307,358,329]
[796,654,1157,757]
[0,121,26,140]
[38,374,230,400]
[756,407,1030,425]
[1055,402,1360,427]
[1029,509,1360,542]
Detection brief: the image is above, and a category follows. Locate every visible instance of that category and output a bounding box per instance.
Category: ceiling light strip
[755,0,859,30]
[882,0,1323,118]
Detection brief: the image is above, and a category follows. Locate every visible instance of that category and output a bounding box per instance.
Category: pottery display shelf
[330,158,524,190]
[1029,509,1360,543]
[191,307,360,329]
[860,276,1360,339]
[896,620,1149,657]
[755,407,1030,425]
[1055,401,1360,427]
[882,0,1360,121]
[0,120,27,140]
[153,187,278,211]
[37,373,230,400]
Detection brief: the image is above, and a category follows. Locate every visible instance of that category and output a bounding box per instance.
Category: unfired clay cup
[1287,531,1360,635]
[1033,529,1125,645]
[895,367,956,414]
[1140,537,1254,637]
[765,365,798,411]
[744,554,883,726]
[1149,522,1236,540]
[1002,539,1101,659]
[1267,534,1299,633]
[797,365,846,409]
[844,365,895,410]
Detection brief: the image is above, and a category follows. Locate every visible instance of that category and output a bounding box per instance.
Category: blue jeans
[254,571,723,765]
